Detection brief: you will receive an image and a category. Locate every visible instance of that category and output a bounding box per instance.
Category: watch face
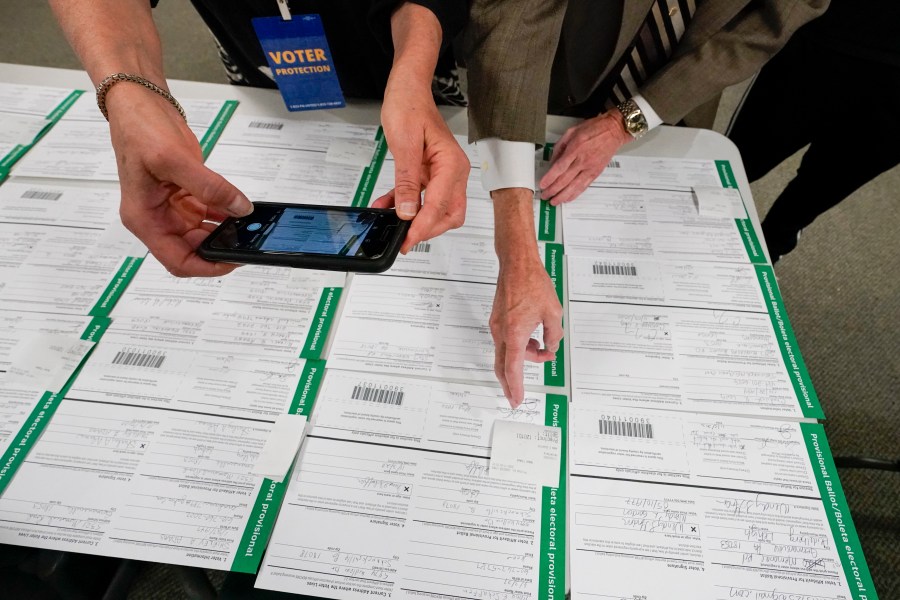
[626,112,648,135]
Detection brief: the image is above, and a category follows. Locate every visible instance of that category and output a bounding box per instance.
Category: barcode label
[21,190,62,201]
[249,121,284,130]
[599,418,653,438]
[351,384,404,406]
[112,350,166,369]
[409,241,431,253]
[607,159,621,168]
[592,262,638,276]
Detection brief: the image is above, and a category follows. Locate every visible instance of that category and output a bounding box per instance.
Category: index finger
[540,146,578,193]
[503,332,529,408]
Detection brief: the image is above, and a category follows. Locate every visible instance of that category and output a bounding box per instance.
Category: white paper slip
[490,420,561,487]
[326,137,377,167]
[693,185,747,218]
[567,254,768,312]
[328,274,565,387]
[5,334,95,392]
[569,301,822,419]
[253,413,307,482]
[561,186,766,264]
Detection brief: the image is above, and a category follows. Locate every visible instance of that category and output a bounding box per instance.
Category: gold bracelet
[95,73,187,122]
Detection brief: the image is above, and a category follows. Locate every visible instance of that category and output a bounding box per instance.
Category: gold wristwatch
[616,98,649,139]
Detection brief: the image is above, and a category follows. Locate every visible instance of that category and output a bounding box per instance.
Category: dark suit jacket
[465,0,829,145]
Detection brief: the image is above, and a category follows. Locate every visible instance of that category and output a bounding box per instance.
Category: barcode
[351,384,404,406]
[111,350,166,369]
[607,159,621,168]
[599,418,653,438]
[249,121,284,130]
[21,190,62,201]
[592,262,638,276]
[409,241,431,253]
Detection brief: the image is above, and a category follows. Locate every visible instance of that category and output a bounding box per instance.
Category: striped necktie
[601,0,698,109]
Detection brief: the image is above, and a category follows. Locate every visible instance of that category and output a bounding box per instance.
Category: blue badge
[252,14,345,111]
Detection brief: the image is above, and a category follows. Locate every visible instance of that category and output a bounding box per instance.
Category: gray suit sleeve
[464,0,568,145]
[640,0,829,124]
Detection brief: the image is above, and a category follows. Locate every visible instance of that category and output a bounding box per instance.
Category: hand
[371,85,469,253]
[491,260,564,408]
[490,187,563,407]
[369,2,469,254]
[106,84,253,277]
[539,109,632,205]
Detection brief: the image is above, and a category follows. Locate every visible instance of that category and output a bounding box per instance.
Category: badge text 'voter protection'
[253,14,345,112]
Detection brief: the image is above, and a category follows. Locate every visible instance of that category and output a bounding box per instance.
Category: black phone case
[197,207,410,273]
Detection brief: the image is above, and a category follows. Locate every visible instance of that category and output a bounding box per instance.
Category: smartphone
[198,202,410,273]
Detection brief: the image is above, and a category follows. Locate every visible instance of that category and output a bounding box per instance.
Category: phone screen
[259,207,374,255]
[210,205,386,257]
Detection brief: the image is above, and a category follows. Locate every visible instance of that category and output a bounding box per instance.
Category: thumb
[391,140,424,220]
[169,156,253,218]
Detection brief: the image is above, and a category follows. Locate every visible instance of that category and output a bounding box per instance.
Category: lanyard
[276,0,291,20]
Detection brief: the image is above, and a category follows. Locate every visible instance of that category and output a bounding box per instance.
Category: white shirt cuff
[476,138,536,192]
[632,94,663,130]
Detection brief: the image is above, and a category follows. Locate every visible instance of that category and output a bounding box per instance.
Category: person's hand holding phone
[369,3,469,253]
[106,84,254,277]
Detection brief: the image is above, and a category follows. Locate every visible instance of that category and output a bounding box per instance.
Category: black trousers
[728,32,900,258]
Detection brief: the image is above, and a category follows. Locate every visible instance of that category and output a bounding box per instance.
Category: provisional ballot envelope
[569,418,877,600]
[567,255,770,312]
[562,158,768,265]
[70,321,328,420]
[569,300,821,419]
[568,260,820,419]
[205,116,386,207]
[12,98,238,180]
[0,215,147,317]
[388,232,551,286]
[0,313,109,494]
[111,256,345,360]
[0,395,318,572]
[370,134,559,242]
[0,181,121,229]
[591,155,725,191]
[0,83,81,178]
[329,247,566,388]
[256,371,567,600]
